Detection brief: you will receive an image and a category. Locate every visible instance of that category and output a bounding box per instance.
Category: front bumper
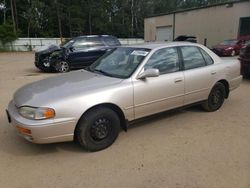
[7,100,76,144]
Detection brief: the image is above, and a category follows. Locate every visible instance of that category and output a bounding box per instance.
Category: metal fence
[0,38,145,51]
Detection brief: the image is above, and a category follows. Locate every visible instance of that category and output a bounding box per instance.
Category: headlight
[19,106,55,120]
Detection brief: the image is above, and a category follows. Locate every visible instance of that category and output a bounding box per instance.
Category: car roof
[125,42,201,50]
[74,35,116,39]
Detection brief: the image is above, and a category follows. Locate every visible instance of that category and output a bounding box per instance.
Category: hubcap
[90,118,111,141]
[57,61,69,72]
[212,90,221,105]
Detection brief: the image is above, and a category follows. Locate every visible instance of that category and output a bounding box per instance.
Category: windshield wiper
[93,69,114,77]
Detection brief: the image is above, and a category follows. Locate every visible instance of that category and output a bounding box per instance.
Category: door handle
[174,78,183,83]
[211,71,217,75]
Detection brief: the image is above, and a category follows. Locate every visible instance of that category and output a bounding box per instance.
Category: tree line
[0,0,232,41]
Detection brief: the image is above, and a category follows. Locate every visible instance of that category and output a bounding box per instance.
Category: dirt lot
[0,52,250,188]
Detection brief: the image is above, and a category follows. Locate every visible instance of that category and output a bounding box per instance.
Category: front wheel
[54,60,70,73]
[202,83,226,112]
[75,107,120,151]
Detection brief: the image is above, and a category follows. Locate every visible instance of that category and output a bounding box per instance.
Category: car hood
[35,44,61,54]
[13,70,123,107]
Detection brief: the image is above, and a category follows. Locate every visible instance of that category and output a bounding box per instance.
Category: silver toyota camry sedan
[6,42,242,151]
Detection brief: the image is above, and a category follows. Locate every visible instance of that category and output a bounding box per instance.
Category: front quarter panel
[50,79,134,128]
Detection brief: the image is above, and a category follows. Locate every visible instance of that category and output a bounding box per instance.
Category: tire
[54,60,70,73]
[75,107,120,151]
[37,64,53,72]
[202,82,226,112]
[231,50,236,57]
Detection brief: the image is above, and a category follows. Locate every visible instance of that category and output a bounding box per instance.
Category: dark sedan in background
[35,35,121,73]
[239,41,250,77]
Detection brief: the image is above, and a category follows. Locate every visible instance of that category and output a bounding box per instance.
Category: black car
[35,35,121,73]
[239,41,250,77]
[174,35,197,43]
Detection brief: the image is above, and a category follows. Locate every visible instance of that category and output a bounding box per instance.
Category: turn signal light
[16,126,32,135]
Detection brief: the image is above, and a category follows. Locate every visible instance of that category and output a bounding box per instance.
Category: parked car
[212,39,245,56]
[6,42,242,151]
[174,35,197,43]
[239,40,250,77]
[34,35,121,73]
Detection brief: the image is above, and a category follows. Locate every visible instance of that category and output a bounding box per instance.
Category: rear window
[103,37,121,46]
[199,48,214,65]
[180,46,206,70]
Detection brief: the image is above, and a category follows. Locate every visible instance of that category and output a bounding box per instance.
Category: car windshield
[220,40,237,45]
[62,39,74,48]
[89,47,151,78]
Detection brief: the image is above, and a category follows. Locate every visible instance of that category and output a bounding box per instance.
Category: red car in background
[239,40,250,78]
[212,39,245,56]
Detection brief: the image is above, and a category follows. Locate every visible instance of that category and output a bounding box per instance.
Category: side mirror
[69,46,74,52]
[137,68,160,79]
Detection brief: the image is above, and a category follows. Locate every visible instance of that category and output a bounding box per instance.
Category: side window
[87,37,105,47]
[104,37,121,46]
[180,46,206,70]
[144,47,180,74]
[72,38,88,50]
[200,48,214,65]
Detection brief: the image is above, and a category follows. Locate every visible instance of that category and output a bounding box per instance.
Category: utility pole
[55,0,63,43]
[3,0,6,24]
[10,0,16,34]
[87,0,92,34]
[131,0,134,37]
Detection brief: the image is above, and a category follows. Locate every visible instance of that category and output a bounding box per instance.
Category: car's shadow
[23,68,56,75]
[128,105,204,130]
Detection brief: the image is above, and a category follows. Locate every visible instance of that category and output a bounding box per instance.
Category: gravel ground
[0,52,250,188]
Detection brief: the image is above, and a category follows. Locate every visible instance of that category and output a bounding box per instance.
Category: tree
[0,0,236,38]
[0,22,17,45]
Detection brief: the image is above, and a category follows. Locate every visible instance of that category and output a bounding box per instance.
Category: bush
[0,23,17,45]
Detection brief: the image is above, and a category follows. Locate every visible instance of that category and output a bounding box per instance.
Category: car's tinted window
[72,38,88,49]
[200,48,214,65]
[103,37,121,46]
[72,37,104,49]
[87,37,105,46]
[181,46,206,70]
[144,47,179,74]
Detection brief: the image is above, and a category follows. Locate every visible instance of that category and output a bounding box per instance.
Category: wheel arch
[74,103,127,138]
[217,79,229,98]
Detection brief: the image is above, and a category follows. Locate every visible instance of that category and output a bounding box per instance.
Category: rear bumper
[229,75,242,91]
[7,100,76,144]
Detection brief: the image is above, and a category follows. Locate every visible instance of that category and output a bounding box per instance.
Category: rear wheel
[75,107,120,151]
[202,83,226,112]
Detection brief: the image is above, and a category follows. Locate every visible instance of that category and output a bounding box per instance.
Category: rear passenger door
[180,46,217,105]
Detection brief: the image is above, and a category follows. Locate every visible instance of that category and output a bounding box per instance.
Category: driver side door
[133,47,184,119]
